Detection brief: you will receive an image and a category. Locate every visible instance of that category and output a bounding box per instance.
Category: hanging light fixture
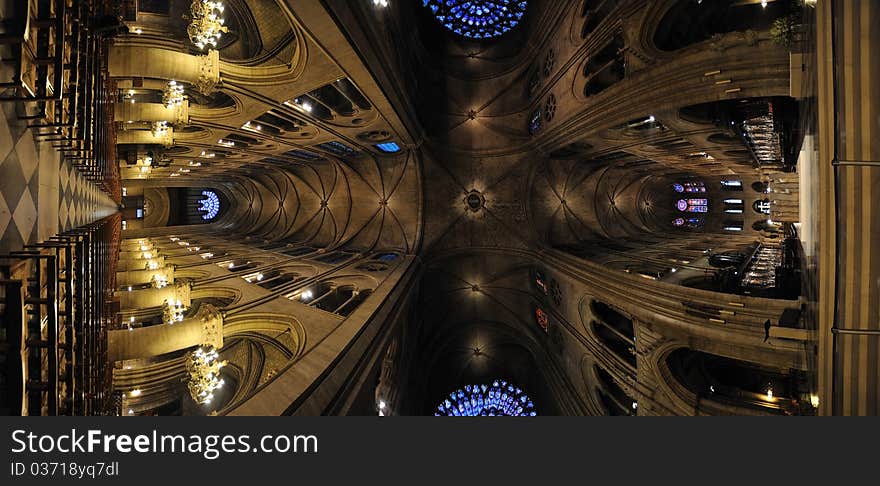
[162,299,186,325]
[187,0,228,50]
[151,121,170,138]
[151,274,169,289]
[162,80,186,108]
[185,346,227,405]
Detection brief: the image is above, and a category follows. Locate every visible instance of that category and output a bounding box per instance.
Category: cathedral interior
[0,0,877,417]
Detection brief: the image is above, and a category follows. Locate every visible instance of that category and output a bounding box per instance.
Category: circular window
[424,0,528,40]
[435,380,537,416]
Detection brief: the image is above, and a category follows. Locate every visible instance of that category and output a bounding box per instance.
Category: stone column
[117,128,175,147]
[119,281,192,310]
[116,266,175,287]
[108,45,221,95]
[108,304,224,362]
[115,101,189,125]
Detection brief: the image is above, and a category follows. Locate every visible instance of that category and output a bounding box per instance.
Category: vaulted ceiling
[118,0,798,412]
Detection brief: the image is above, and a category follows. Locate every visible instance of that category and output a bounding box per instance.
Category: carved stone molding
[173,281,192,305]
[197,304,224,349]
[195,49,221,95]
[175,100,191,126]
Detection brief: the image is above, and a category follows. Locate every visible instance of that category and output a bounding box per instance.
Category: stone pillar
[118,255,166,272]
[116,266,175,287]
[117,128,175,147]
[108,304,223,362]
[119,281,191,310]
[115,101,189,125]
[108,45,221,95]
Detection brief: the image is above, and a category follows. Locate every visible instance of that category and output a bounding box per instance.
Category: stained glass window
[535,307,549,333]
[673,217,703,229]
[534,269,549,295]
[676,198,708,213]
[675,181,706,193]
[435,380,537,416]
[285,149,324,161]
[197,191,220,220]
[375,142,401,153]
[316,141,359,158]
[423,0,528,40]
[754,199,771,214]
[528,109,542,135]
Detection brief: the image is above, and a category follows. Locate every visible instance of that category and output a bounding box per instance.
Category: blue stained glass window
[673,217,703,229]
[374,252,398,262]
[435,380,537,416]
[375,142,401,153]
[677,198,709,213]
[197,190,221,220]
[423,0,528,40]
[285,149,324,161]
[528,109,542,135]
[316,141,359,158]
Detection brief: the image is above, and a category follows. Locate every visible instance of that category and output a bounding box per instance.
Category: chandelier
[187,0,228,50]
[162,80,186,108]
[151,121,169,138]
[162,298,186,325]
[185,346,227,405]
[151,274,168,289]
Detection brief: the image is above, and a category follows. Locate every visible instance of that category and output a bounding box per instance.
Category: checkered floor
[58,161,118,231]
[0,97,118,253]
